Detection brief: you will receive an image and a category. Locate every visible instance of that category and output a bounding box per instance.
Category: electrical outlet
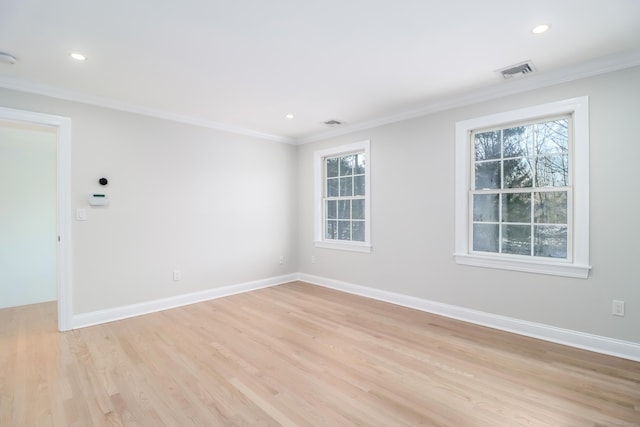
[311,255,316,264]
[279,255,285,265]
[173,270,181,281]
[612,300,625,317]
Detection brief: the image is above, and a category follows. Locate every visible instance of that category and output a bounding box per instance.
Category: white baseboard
[69,271,640,362]
[72,273,298,329]
[297,273,640,362]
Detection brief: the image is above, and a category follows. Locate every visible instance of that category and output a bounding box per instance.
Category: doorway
[0,106,72,331]
[0,120,56,308]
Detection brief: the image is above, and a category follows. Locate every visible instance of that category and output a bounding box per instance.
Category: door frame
[0,106,72,331]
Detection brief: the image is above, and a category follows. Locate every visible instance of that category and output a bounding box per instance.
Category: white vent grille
[497,61,536,80]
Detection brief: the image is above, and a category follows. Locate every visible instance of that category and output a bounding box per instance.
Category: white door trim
[0,106,72,331]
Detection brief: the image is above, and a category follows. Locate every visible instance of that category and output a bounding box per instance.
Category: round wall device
[0,52,17,65]
[99,177,108,186]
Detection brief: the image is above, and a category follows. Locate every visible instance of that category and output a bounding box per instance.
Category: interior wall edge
[71,273,298,330]
[65,268,640,361]
[297,273,640,362]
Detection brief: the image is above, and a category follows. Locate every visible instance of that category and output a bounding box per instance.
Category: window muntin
[471,116,571,260]
[324,152,366,242]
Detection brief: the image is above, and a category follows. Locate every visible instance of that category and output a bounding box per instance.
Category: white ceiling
[1,0,639,143]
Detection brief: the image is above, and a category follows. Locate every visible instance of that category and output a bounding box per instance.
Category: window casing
[314,140,371,252]
[455,97,590,278]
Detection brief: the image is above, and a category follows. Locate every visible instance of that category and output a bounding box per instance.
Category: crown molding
[296,48,640,144]
[0,76,295,144]
[1,49,638,146]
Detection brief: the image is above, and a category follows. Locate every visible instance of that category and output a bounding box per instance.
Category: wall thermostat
[89,194,109,206]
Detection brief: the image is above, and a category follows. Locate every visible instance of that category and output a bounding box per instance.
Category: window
[314,140,371,252]
[472,116,570,258]
[454,97,590,278]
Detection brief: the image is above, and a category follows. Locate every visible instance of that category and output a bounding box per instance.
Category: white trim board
[68,271,640,362]
[1,50,638,146]
[297,273,640,363]
[0,76,293,145]
[297,49,640,144]
[72,273,297,329]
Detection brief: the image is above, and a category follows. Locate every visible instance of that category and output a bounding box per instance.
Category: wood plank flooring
[1,281,639,426]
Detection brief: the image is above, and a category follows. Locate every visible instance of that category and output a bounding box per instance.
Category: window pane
[340,155,354,176]
[473,194,498,222]
[535,119,569,155]
[325,220,337,239]
[504,158,533,188]
[354,154,366,174]
[340,177,353,196]
[326,157,339,178]
[534,225,567,258]
[352,221,365,241]
[473,223,499,253]
[352,199,364,220]
[534,192,567,224]
[338,220,351,240]
[503,125,532,158]
[326,200,337,219]
[474,131,501,161]
[327,178,339,197]
[338,200,351,219]
[536,155,569,187]
[354,175,365,196]
[475,161,501,190]
[502,193,531,223]
[502,224,531,255]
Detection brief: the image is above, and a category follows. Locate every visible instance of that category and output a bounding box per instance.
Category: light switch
[76,208,87,221]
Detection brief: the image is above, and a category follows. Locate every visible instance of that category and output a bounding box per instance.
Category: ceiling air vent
[324,119,342,126]
[497,61,536,80]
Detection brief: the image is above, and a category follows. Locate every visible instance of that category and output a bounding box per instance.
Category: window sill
[453,253,591,279]
[315,240,372,253]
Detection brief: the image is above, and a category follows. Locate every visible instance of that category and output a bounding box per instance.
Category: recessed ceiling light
[69,52,87,61]
[531,24,550,34]
[285,114,294,119]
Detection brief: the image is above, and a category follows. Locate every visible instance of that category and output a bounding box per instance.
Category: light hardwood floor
[1,281,639,426]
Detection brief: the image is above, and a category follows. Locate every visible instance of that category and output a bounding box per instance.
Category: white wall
[0,121,57,308]
[1,66,638,348]
[297,66,640,344]
[0,88,298,315]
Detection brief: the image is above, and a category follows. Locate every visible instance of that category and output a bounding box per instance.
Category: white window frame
[454,97,590,278]
[314,140,371,253]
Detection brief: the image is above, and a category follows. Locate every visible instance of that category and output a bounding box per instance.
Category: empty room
[1,0,639,425]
